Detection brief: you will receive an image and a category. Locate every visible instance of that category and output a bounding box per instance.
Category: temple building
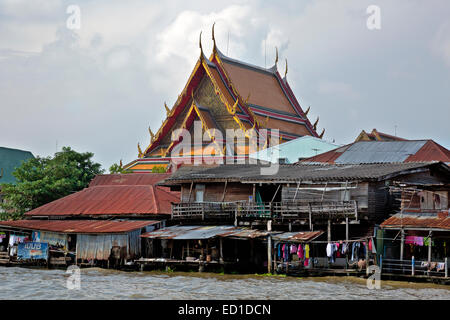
[124,25,322,173]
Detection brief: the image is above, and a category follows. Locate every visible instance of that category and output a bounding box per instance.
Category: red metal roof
[0,220,160,234]
[25,185,179,217]
[406,140,450,163]
[380,212,450,230]
[89,173,171,187]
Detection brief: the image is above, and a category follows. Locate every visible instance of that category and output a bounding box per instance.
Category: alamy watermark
[66,265,81,290]
[366,265,381,289]
[66,5,81,30]
[366,5,381,30]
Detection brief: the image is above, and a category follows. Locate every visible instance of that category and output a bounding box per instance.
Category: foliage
[151,166,167,173]
[0,146,103,219]
[109,162,132,174]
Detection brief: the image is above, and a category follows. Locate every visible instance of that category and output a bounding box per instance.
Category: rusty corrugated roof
[0,220,160,234]
[25,185,179,217]
[89,173,172,187]
[380,212,450,230]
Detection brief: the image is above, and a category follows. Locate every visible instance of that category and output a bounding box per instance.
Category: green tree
[151,166,167,173]
[109,160,132,174]
[0,146,103,219]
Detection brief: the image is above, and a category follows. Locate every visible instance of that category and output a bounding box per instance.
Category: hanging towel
[326,243,332,257]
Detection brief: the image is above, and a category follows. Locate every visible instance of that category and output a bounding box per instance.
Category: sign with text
[17,242,49,260]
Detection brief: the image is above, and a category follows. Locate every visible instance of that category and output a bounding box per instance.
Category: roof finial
[149,127,155,141]
[119,159,123,168]
[212,22,216,50]
[305,106,310,116]
[137,142,143,158]
[313,117,319,130]
[275,47,279,65]
[284,58,288,78]
[164,102,171,116]
[319,128,325,139]
[199,31,203,57]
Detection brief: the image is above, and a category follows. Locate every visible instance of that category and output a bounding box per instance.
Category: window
[195,184,205,202]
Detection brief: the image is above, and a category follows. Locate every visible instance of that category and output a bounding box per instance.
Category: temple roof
[126,27,321,170]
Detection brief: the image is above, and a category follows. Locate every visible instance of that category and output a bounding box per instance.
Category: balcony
[171,200,358,221]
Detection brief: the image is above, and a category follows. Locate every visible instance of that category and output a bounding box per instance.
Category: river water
[0,267,449,300]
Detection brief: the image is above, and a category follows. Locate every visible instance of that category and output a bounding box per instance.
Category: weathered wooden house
[162,162,449,231]
[378,165,450,279]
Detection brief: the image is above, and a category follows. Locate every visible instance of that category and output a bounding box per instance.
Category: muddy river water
[0,267,449,300]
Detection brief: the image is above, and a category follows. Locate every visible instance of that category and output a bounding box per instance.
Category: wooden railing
[171,202,236,220]
[172,200,357,220]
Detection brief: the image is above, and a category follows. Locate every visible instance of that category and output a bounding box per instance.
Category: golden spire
[284,59,288,78]
[245,92,251,104]
[319,128,325,139]
[199,31,203,57]
[137,143,143,158]
[265,116,269,126]
[164,102,171,117]
[275,47,279,65]
[313,117,319,130]
[119,159,123,168]
[305,106,310,116]
[149,126,155,142]
[212,22,216,51]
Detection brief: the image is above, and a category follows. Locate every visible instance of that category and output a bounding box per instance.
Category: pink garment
[290,244,297,254]
[405,236,415,245]
[297,244,304,259]
[304,258,309,267]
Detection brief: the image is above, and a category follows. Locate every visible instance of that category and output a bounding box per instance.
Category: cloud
[0,0,449,171]
[317,81,360,100]
[431,21,450,67]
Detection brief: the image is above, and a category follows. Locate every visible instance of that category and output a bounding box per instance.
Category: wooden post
[252,183,256,202]
[411,256,415,276]
[221,180,228,202]
[187,241,190,257]
[427,232,432,263]
[445,257,448,278]
[308,203,312,231]
[219,238,223,263]
[400,229,405,261]
[345,217,349,242]
[267,235,272,274]
[327,219,331,242]
[188,181,193,202]
[365,238,369,275]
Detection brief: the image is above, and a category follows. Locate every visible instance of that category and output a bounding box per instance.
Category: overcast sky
[1,0,449,170]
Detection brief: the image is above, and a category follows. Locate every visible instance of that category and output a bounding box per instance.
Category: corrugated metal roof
[89,173,172,187]
[271,230,324,242]
[302,140,450,164]
[380,212,450,230]
[334,141,427,164]
[25,184,179,217]
[0,220,160,234]
[141,225,271,240]
[163,162,448,184]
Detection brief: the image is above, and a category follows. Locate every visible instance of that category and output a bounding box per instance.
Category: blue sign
[17,242,48,260]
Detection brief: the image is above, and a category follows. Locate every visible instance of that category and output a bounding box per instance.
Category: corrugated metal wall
[76,231,142,261]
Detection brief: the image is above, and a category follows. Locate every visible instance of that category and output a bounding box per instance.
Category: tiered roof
[125,25,321,172]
